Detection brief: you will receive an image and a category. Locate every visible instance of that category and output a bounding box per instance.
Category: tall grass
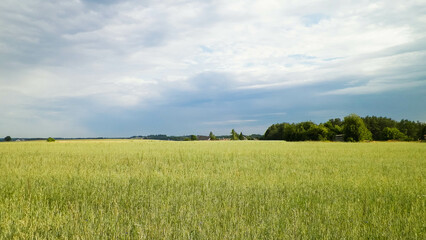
[0,140,424,239]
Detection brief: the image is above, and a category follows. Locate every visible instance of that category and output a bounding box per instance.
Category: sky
[1,0,425,138]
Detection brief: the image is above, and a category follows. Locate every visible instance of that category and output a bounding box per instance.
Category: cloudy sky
[1,0,425,137]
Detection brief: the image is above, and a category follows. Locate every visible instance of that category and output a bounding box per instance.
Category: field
[0,140,424,239]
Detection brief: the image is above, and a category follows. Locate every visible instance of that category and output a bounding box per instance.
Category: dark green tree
[307,124,329,141]
[264,124,278,140]
[262,115,424,142]
[420,123,426,140]
[264,122,330,141]
[231,129,239,140]
[282,123,296,141]
[324,119,343,140]
[47,137,55,142]
[4,136,12,141]
[362,116,397,140]
[397,119,423,140]
[190,135,198,141]
[209,131,217,140]
[297,121,317,141]
[328,118,343,127]
[238,132,244,140]
[382,127,406,140]
[343,114,372,142]
[264,123,289,140]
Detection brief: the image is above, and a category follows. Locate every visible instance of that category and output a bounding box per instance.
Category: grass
[0,140,424,239]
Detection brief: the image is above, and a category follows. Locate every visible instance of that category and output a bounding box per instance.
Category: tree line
[3,114,424,142]
[263,114,426,142]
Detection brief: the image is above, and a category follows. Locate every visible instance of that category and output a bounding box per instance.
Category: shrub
[47,137,55,142]
[4,136,12,142]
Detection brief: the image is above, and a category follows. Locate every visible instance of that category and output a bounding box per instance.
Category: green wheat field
[0,140,424,239]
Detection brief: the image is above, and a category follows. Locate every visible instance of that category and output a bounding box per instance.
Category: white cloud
[2,0,424,98]
[323,79,426,95]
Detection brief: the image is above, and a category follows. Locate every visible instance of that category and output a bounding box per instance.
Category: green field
[0,140,424,239]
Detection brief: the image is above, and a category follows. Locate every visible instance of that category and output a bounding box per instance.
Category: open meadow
[0,140,424,239]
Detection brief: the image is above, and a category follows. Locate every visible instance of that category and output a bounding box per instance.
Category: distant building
[334,134,345,142]
[197,136,210,141]
[130,136,143,139]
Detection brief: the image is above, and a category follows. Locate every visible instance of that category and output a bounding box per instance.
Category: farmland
[0,140,424,239]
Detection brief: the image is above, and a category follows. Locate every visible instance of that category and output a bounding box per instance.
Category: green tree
[262,115,424,142]
[47,137,55,142]
[282,123,296,141]
[4,136,12,141]
[307,124,329,141]
[264,124,278,140]
[297,121,317,141]
[264,123,288,140]
[362,116,397,140]
[382,127,406,140]
[190,135,198,141]
[420,123,426,140]
[209,131,217,140]
[328,118,343,127]
[397,119,423,140]
[231,129,239,140]
[238,132,244,140]
[324,119,343,140]
[264,122,328,141]
[343,114,372,142]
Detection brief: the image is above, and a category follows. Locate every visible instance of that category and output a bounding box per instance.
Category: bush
[4,136,12,141]
[47,137,55,142]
